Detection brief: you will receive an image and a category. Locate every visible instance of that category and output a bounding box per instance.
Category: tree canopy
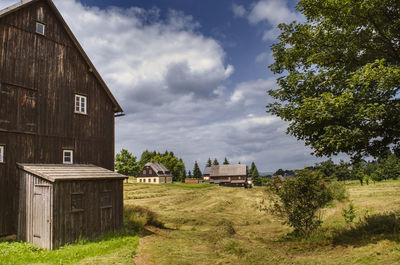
[223,157,230,165]
[268,0,400,160]
[115,149,140,177]
[193,161,202,179]
[213,158,219,165]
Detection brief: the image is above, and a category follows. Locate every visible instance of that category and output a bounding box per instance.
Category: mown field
[1,181,399,264]
[129,181,400,265]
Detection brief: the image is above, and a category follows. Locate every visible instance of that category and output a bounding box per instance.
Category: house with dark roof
[0,0,124,239]
[138,162,173,184]
[209,164,252,188]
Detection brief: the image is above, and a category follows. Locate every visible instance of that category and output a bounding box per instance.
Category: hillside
[129,181,400,265]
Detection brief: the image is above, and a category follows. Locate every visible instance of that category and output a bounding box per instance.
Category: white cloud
[236,0,304,41]
[232,4,247,18]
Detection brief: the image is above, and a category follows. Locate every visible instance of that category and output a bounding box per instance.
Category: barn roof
[0,0,123,113]
[210,164,247,177]
[17,164,127,182]
[203,166,211,175]
[145,162,171,176]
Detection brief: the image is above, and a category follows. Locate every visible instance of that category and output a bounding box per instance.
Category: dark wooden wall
[0,0,116,235]
[52,179,124,249]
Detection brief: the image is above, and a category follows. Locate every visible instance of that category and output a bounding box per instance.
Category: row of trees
[205,157,231,166]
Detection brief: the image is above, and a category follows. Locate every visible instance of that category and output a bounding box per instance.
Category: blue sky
[2,0,341,172]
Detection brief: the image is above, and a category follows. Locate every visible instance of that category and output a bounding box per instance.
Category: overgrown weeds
[124,205,164,232]
[333,211,400,245]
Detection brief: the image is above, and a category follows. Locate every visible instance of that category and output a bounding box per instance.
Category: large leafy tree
[268,0,400,160]
[115,149,140,177]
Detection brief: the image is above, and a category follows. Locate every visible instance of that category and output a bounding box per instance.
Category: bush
[342,202,356,224]
[124,205,164,232]
[267,169,334,237]
[327,181,348,202]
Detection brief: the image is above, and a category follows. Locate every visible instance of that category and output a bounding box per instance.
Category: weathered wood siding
[52,179,123,249]
[18,169,124,249]
[0,0,116,235]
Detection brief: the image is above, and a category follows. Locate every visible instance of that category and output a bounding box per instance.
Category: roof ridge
[0,0,123,113]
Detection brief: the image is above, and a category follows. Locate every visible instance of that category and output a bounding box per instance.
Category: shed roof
[0,0,123,113]
[17,164,127,182]
[145,162,171,176]
[203,167,211,175]
[210,164,247,177]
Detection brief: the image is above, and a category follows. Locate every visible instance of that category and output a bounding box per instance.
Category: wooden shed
[17,164,127,249]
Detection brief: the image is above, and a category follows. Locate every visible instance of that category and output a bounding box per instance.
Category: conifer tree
[249,162,261,186]
[223,157,229,165]
[207,158,212,167]
[188,170,193,178]
[193,161,202,179]
[213,158,219,165]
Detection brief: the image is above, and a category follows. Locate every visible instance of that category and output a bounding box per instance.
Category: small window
[63,150,73,164]
[139,179,142,182]
[0,146,4,163]
[75,95,87,114]
[71,193,83,211]
[143,170,146,175]
[149,179,151,183]
[154,178,156,183]
[149,169,152,174]
[101,192,112,208]
[36,22,45,35]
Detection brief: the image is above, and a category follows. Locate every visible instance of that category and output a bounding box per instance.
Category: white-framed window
[153,178,156,183]
[149,179,151,183]
[36,22,45,35]
[0,145,4,163]
[63,150,73,164]
[75,95,87,114]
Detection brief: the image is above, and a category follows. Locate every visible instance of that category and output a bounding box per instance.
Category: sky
[1,0,344,172]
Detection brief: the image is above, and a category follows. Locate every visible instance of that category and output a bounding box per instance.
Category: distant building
[185,178,200,184]
[209,164,252,188]
[137,162,173,184]
[203,167,211,182]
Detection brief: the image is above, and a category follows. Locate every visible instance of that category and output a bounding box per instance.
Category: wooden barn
[209,164,253,188]
[0,0,123,237]
[137,162,173,184]
[17,164,126,250]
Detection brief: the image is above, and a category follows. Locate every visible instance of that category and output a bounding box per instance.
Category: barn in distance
[0,0,125,246]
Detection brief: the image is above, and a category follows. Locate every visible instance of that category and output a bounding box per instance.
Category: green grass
[128,180,400,265]
[2,181,400,264]
[0,232,139,265]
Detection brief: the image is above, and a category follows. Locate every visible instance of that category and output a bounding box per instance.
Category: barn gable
[0,0,123,113]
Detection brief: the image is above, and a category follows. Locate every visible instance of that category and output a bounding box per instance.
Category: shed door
[33,185,51,249]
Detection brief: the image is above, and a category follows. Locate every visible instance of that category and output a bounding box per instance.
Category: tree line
[115,150,263,183]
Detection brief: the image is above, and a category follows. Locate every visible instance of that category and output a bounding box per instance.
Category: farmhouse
[203,166,211,182]
[0,0,124,240]
[138,162,173,184]
[209,164,252,188]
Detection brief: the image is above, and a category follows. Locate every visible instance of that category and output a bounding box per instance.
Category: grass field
[129,181,400,265]
[1,181,399,264]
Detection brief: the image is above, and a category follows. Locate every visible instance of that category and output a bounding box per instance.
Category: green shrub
[124,205,164,232]
[327,181,348,202]
[342,202,356,224]
[267,169,334,237]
